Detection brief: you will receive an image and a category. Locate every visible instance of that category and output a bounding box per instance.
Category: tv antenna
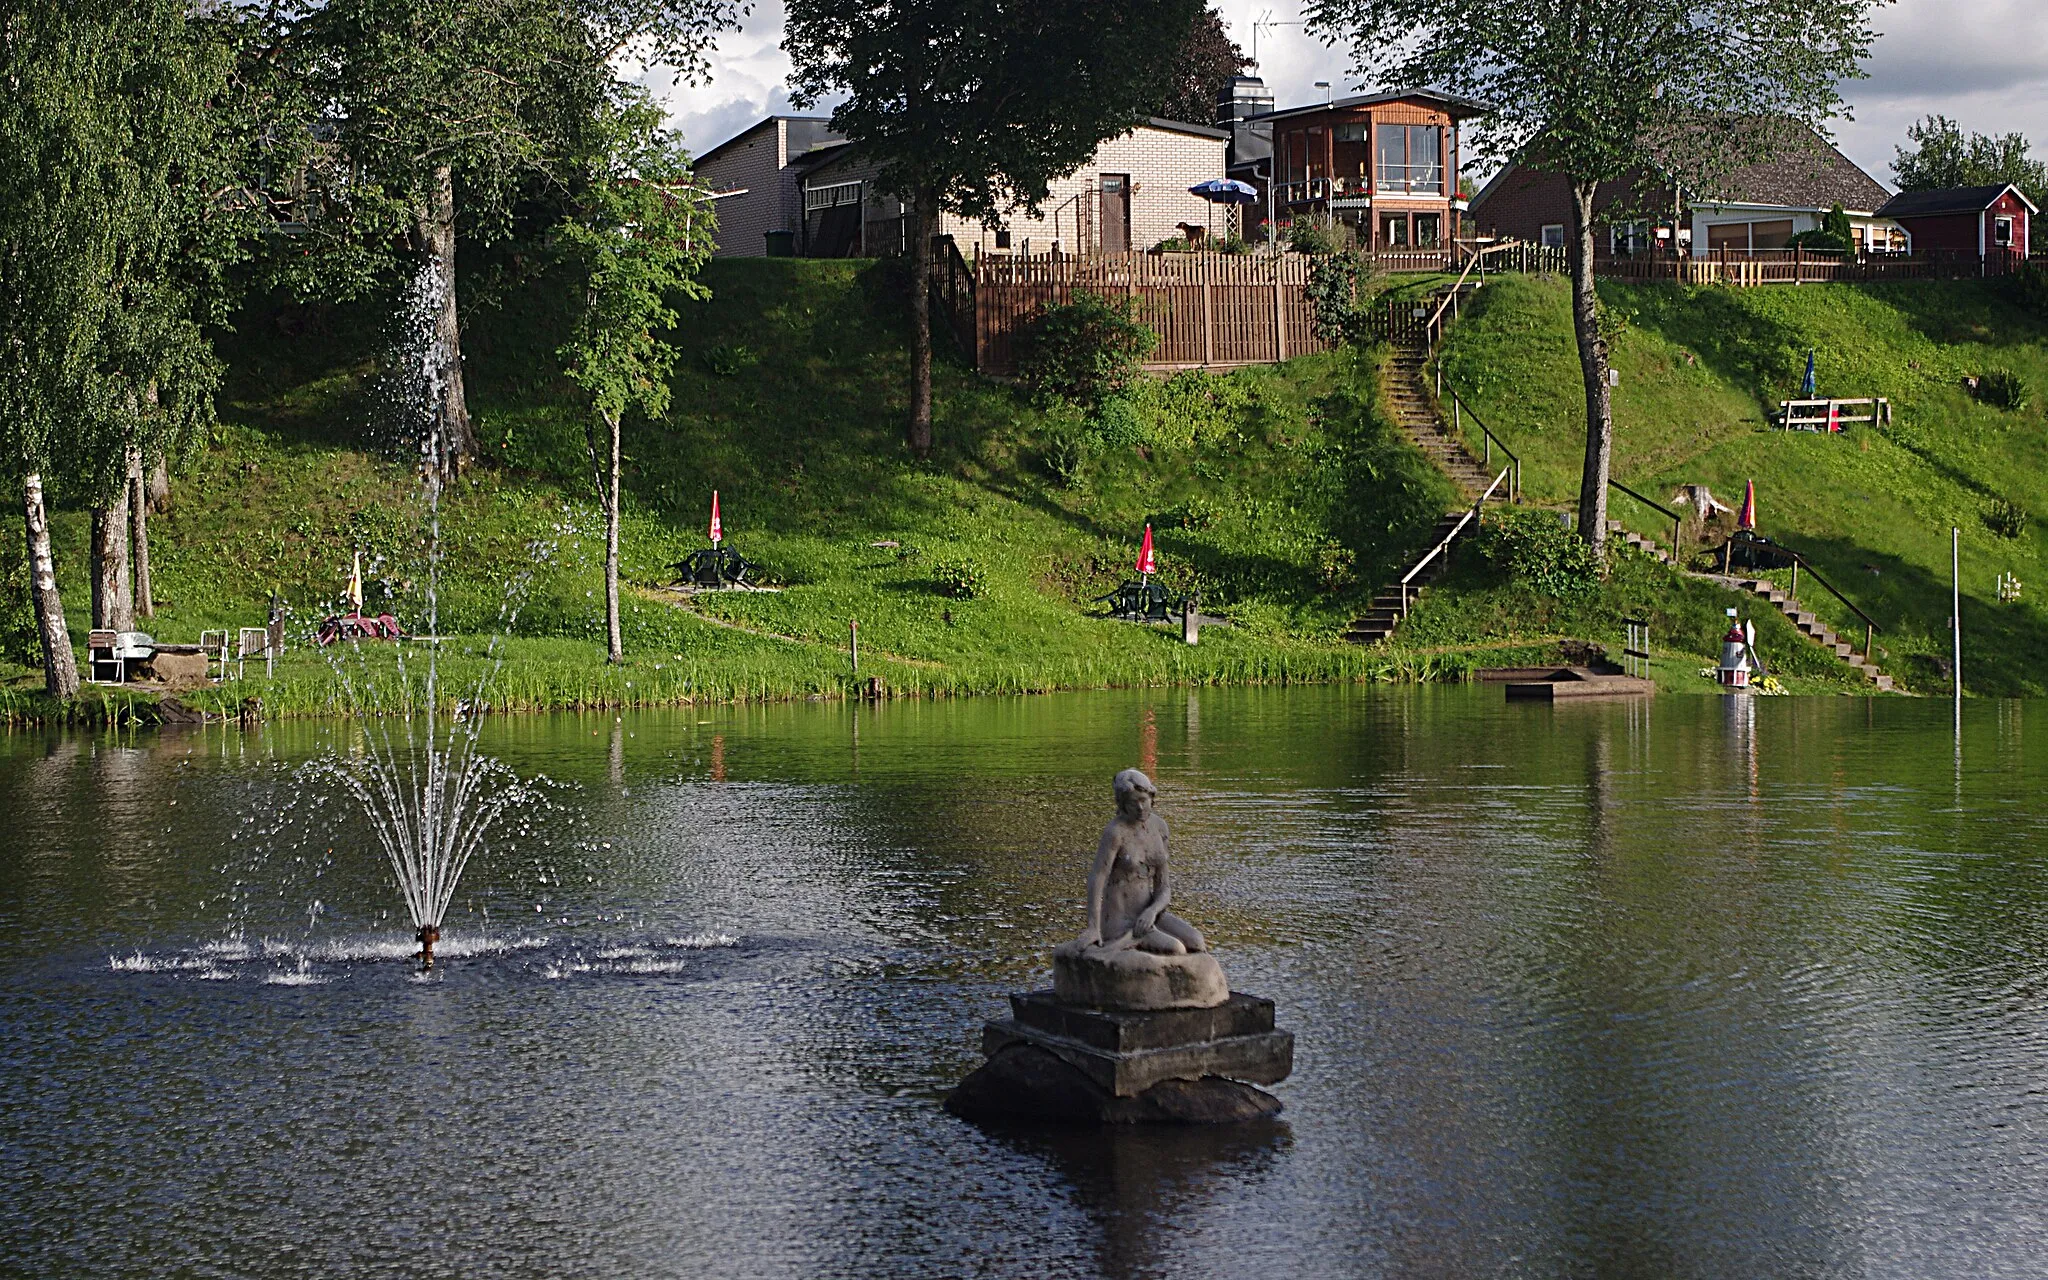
[1251,10,1307,71]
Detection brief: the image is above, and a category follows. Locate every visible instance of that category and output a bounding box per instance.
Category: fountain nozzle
[416,923,440,969]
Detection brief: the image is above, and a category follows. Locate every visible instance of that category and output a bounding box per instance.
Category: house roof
[1691,128,1891,213]
[1246,90,1492,125]
[694,115,842,169]
[795,118,1226,184]
[1143,117,1230,140]
[1878,183,2040,218]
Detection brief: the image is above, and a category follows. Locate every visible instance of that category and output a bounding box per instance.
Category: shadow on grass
[1617,283,1808,408]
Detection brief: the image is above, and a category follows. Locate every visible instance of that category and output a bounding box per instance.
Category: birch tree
[1305,0,1885,551]
[553,99,713,663]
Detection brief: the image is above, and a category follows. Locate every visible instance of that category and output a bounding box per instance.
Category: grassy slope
[1434,273,2048,694]
[6,260,1478,716]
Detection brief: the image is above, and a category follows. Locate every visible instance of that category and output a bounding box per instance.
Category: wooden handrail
[1728,532,1882,658]
[1446,389,1519,501]
[1397,466,1509,616]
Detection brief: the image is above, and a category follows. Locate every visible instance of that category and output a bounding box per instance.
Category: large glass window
[1413,212,1442,248]
[1379,211,1409,247]
[1376,124,1443,194]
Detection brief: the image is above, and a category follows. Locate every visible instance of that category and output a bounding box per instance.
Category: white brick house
[691,116,846,259]
[696,117,1231,258]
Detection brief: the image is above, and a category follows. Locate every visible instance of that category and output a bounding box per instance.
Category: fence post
[1273,256,1286,361]
[1201,255,1215,366]
[1795,244,1804,285]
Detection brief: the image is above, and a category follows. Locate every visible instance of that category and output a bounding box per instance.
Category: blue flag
[1801,350,1816,398]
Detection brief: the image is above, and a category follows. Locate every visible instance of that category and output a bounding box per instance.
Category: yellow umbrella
[347,551,364,612]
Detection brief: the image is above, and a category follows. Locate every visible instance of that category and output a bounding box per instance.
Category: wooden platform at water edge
[1482,666,1657,701]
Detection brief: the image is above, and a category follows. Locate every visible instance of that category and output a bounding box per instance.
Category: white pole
[1952,526,1963,701]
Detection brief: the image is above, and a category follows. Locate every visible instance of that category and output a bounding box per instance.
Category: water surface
[3,687,2044,1277]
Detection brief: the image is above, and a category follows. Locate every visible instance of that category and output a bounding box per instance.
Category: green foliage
[702,343,756,376]
[1148,5,1251,125]
[1974,369,2028,412]
[1285,220,1341,255]
[1219,234,1253,255]
[1985,497,2029,539]
[1477,508,1602,599]
[1313,538,1357,592]
[1015,291,1159,406]
[1305,249,1375,344]
[929,556,988,599]
[0,524,38,667]
[1788,204,1855,254]
[1153,235,1193,253]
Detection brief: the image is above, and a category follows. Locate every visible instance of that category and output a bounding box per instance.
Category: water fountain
[308,258,541,969]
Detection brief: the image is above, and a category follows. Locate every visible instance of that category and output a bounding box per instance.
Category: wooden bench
[1777,397,1891,431]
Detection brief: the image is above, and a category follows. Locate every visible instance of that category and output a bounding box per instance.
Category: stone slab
[1009,990,1275,1053]
[982,1018,1294,1098]
[945,1042,1283,1126]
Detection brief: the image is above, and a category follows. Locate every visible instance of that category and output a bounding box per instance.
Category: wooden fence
[1481,243,2030,285]
[974,252,1332,374]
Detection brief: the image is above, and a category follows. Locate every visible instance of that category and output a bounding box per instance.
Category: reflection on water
[4,687,2048,1277]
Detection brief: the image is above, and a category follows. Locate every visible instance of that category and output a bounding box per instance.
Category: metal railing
[1396,466,1510,616]
[1731,533,1882,658]
[1607,479,1683,560]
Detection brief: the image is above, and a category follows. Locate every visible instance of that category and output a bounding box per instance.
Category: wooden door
[1099,174,1130,252]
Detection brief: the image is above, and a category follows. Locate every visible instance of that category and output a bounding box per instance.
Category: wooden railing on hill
[974,251,1332,374]
[1475,243,2029,285]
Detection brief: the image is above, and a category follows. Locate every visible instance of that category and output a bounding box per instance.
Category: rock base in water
[945,989,1293,1126]
[945,1043,1283,1126]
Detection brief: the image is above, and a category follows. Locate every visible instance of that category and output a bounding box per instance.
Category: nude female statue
[1070,769,1207,956]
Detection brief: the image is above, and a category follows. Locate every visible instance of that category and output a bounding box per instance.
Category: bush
[1014,290,1158,406]
[1088,395,1148,449]
[1285,219,1341,255]
[1038,417,1096,487]
[1314,539,1358,593]
[1986,496,2030,539]
[1218,234,1252,255]
[1787,203,1855,254]
[0,523,38,667]
[1975,369,2029,411]
[701,343,755,376]
[1152,236,1191,254]
[1477,509,1601,598]
[1305,250,1374,344]
[930,556,987,599]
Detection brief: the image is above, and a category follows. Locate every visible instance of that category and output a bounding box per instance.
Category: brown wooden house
[1877,184,2035,264]
[1244,91,1489,258]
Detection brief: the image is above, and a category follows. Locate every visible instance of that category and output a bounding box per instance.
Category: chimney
[1216,76,1275,127]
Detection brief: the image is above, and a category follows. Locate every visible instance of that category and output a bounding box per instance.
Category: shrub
[1986,496,2030,539]
[1038,418,1095,487]
[1152,235,1191,254]
[1305,250,1374,344]
[1088,395,1148,449]
[1286,219,1341,256]
[1787,203,1854,254]
[1014,290,1158,406]
[1219,234,1252,255]
[1975,369,2029,411]
[0,522,37,666]
[1477,509,1601,598]
[2013,262,2048,316]
[1314,539,1358,593]
[930,556,987,599]
[701,343,755,376]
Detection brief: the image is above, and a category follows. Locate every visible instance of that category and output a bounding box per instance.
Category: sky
[646,1,2048,191]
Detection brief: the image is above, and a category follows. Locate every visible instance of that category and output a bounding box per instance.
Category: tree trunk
[1570,179,1613,553]
[91,484,133,632]
[603,409,622,665]
[127,435,151,619]
[23,471,79,699]
[412,164,477,479]
[146,455,169,513]
[907,185,938,458]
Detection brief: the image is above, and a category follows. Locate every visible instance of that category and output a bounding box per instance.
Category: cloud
[646,0,2048,182]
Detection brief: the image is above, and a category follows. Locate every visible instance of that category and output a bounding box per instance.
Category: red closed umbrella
[710,490,723,544]
[1738,480,1756,531]
[1136,524,1157,579]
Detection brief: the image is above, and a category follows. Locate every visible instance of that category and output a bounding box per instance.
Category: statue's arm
[1079,825,1117,946]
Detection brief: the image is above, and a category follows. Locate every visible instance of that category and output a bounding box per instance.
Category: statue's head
[1113,768,1156,819]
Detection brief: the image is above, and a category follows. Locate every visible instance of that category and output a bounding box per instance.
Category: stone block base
[945,989,1293,1126]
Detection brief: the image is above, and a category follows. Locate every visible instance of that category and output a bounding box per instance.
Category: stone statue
[1053,769,1228,1010]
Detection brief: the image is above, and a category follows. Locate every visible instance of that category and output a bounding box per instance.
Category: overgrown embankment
[1433,273,2048,694]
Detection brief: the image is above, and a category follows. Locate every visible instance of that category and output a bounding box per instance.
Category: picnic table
[317,612,405,646]
[1096,580,1182,621]
[671,545,756,588]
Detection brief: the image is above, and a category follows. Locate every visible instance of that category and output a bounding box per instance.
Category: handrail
[1444,388,1520,501]
[1727,531,1882,658]
[1607,478,1683,559]
[1397,466,1509,616]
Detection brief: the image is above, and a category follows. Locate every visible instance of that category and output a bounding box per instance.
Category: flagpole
[1953,526,1963,702]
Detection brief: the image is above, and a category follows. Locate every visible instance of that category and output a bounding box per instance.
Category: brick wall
[696,120,789,259]
[943,126,1229,253]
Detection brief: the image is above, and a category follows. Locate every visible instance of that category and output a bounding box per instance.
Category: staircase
[1343,312,1509,646]
[1736,577,1895,691]
[1605,520,1677,566]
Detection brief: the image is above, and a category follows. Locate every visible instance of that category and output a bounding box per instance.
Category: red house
[1877,184,2035,266]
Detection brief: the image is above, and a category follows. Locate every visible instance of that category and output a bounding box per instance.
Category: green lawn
[1434,272,2048,694]
[12,258,2023,719]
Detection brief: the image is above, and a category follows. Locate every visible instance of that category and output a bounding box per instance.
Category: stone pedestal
[1052,946,1229,1011]
[945,990,1293,1126]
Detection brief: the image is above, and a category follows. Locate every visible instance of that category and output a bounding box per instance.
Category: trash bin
[764,230,795,257]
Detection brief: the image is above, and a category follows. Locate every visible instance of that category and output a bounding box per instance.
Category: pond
[3,687,2045,1277]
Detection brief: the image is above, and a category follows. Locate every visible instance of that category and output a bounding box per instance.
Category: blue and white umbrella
[1188,178,1260,204]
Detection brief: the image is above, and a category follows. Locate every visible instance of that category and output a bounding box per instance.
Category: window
[1380,211,1409,247]
[1540,224,1565,249]
[1333,123,1367,142]
[1995,215,2015,247]
[995,228,1011,249]
[1413,212,1442,248]
[1375,123,1443,194]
